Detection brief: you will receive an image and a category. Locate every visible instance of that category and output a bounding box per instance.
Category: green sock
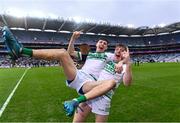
[75,95,87,103]
[22,48,33,57]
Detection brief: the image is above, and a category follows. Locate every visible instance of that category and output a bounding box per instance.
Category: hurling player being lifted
[2,26,124,115]
[64,32,132,121]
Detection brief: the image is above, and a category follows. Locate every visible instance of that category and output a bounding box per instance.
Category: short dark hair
[115,43,127,51]
[98,37,109,44]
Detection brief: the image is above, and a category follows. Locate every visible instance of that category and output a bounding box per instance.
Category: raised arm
[122,47,133,86]
[67,31,81,58]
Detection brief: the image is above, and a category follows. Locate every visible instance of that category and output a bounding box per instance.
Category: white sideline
[0,67,30,117]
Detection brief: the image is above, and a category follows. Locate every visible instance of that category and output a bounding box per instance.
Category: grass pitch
[0,62,180,122]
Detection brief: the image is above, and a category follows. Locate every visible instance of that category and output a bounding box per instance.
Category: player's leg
[2,26,77,81]
[65,79,115,104]
[73,103,91,122]
[63,79,115,116]
[82,79,116,100]
[95,114,108,122]
[91,96,110,122]
[33,49,76,80]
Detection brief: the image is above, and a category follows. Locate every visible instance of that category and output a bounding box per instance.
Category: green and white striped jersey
[98,60,126,99]
[77,51,114,79]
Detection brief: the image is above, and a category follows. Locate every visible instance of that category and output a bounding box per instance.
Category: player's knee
[73,111,87,122]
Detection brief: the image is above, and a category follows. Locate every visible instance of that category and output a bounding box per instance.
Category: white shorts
[87,95,111,115]
[66,70,95,94]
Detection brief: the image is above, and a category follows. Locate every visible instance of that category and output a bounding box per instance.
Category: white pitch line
[0,67,30,117]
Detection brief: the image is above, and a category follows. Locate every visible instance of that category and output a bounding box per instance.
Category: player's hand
[121,47,131,64]
[71,31,81,41]
[115,61,123,73]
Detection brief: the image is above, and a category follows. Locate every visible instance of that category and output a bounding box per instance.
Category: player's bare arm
[67,31,81,58]
[122,47,132,86]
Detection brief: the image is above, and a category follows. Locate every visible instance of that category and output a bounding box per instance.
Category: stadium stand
[132,53,180,63]
[0,14,180,67]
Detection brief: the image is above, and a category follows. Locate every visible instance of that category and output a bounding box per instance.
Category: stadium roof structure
[1,14,180,37]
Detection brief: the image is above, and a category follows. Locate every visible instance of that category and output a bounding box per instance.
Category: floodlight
[73,16,83,23]
[6,8,26,18]
[127,24,135,28]
[158,23,166,27]
[28,11,46,18]
[48,13,58,19]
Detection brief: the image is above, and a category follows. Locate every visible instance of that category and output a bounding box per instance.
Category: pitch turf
[0,62,180,122]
